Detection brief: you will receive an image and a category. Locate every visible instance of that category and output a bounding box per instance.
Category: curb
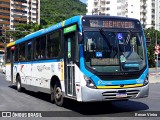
[149,73,160,76]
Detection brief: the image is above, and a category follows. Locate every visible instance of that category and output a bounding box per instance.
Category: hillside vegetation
[40,0,87,26]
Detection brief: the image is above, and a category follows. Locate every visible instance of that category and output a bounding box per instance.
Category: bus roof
[7,15,82,47]
[7,15,140,47]
[82,15,140,21]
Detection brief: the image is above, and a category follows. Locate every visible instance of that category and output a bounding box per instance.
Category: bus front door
[64,32,76,97]
[11,48,15,84]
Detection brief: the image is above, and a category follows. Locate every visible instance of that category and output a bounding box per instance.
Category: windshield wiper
[99,28,118,53]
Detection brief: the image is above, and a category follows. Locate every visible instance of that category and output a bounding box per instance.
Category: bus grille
[98,74,140,80]
[102,90,139,100]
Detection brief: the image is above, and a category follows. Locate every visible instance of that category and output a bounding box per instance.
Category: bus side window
[34,36,46,60]
[35,38,41,59]
[40,36,46,59]
[6,48,11,63]
[15,45,19,62]
[19,43,25,61]
[26,41,32,61]
[47,46,52,58]
[47,30,61,58]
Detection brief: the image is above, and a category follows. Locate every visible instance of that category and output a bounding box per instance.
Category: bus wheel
[16,76,22,92]
[51,87,54,102]
[54,81,64,106]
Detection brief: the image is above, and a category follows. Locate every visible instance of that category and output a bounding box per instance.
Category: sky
[80,0,87,4]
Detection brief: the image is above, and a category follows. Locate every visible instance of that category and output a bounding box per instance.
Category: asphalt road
[0,72,160,120]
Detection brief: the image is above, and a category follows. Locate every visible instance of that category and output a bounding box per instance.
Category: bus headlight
[84,75,96,89]
[143,75,149,86]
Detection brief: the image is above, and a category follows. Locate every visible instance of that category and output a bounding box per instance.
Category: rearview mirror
[78,32,83,44]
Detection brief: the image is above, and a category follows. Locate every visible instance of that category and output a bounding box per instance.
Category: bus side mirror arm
[78,32,83,44]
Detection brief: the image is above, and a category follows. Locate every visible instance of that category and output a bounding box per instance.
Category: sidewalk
[149,67,160,72]
[149,67,160,83]
[149,75,160,83]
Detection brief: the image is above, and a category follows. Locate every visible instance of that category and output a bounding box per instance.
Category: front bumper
[81,84,149,102]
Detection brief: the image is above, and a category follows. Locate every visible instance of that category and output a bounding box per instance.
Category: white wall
[86,0,160,30]
[107,0,117,16]
[155,0,160,30]
[86,0,94,15]
[146,0,152,28]
[127,0,140,20]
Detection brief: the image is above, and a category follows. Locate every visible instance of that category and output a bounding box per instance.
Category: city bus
[6,15,149,106]
[0,50,5,73]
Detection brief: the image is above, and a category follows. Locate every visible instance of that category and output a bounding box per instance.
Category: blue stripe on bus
[14,59,63,64]
[80,44,94,77]
[15,16,82,45]
[92,68,148,86]
[79,44,149,86]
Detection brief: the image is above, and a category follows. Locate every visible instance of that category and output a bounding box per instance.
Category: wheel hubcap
[17,81,20,89]
[55,87,62,100]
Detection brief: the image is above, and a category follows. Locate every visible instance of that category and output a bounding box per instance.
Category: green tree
[40,0,87,26]
[144,28,160,67]
[9,23,43,40]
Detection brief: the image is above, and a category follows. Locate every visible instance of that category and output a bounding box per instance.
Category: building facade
[86,0,160,30]
[10,0,40,29]
[0,0,40,30]
[0,0,40,51]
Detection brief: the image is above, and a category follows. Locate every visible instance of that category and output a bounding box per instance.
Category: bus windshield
[83,29,146,73]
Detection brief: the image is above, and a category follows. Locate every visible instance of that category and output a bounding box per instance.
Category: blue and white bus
[6,15,149,106]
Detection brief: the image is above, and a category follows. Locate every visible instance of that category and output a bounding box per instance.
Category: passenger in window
[52,42,61,57]
[38,52,42,59]
[46,47,52,58]
[35,52,39,59]
[41,49,45,59]
[20,54,25,61]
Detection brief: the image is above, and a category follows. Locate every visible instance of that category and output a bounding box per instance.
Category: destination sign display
[90,20,134,28]
[91,58,119,66]
[82,18,141,29]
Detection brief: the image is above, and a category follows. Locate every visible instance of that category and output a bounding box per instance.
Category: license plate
[116,92,127,98]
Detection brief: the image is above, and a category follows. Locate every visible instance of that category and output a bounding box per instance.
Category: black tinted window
[26,40,32,61]
[47,31,61,58]
[19,43,25,61]
[34,36,46,59]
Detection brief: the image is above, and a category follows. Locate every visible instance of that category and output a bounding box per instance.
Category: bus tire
[54,81,64,106]
[16,75,22,92]
[51,87,54,103]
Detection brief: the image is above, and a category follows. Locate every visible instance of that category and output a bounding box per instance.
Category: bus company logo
[2,112,11,117]
[2,112,42,118]
[37,65,50,72]
[98,80,112,85]
[136,79,143,83]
